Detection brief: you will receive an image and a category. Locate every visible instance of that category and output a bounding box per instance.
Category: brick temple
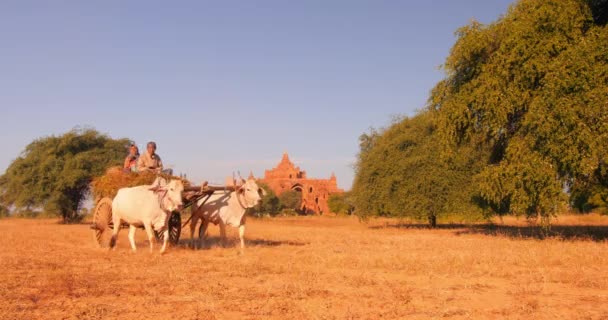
[258,152,343,215]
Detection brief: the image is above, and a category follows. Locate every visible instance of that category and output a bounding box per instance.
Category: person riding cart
[137,141,173,175]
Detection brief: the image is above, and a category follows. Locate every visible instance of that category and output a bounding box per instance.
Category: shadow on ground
[455,224,608,242]
[371,223,608,242]
[174,236,309,249]
[369,223,468,230]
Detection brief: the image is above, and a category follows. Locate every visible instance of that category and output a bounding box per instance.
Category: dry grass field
[1,214,607,320]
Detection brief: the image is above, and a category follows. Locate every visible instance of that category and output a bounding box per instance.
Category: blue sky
[0,0,514,190]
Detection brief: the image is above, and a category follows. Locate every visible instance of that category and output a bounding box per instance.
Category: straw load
[91,166,189,201]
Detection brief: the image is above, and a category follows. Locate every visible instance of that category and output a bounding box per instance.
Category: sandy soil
[1,215,607,319]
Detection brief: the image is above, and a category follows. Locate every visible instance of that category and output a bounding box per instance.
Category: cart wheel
[155,211,181,245]
[92,197,113,248]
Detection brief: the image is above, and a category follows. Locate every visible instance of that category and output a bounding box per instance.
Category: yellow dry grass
[90,166,189,200]
[0,214,607,320]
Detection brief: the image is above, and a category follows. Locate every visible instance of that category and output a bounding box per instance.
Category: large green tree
[351,0,607,224]
[0,128,130,222]
[352,112,485,226]
[429,0,608,219]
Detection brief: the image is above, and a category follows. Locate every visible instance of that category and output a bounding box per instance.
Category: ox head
[237,179,264,208]
[150,178,185,212]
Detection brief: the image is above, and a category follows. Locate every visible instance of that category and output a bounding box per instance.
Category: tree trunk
[61,209,78,224]
[428,215,437,228]
[62,210,70,224]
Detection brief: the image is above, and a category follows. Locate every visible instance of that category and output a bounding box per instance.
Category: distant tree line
[352,0,608,226]
[0,127,350,221]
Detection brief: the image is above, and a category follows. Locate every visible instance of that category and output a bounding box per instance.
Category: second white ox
[190,179,264,249]
[110,177,185,253]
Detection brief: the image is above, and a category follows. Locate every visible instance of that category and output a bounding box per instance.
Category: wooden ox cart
[91,180,237,247]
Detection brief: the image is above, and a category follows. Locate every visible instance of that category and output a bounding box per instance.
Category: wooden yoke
[179,181,239,228]
[182,185,238,193]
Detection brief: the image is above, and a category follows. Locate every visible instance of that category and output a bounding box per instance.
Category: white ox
[110,177,184,253]
[190,179,264,249]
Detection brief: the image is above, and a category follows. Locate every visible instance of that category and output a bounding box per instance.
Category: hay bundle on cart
[91,167,158,200]
[90,166,190,247]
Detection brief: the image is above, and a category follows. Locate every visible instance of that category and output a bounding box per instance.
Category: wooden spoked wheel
[92,197,113,248]
[155,211,181,245]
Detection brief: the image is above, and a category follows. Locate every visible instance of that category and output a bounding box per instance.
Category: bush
[0,205,9,218]
[278,190,302,211]
[328,192,355,215]
[279,208,299,216]
[13,209,41,219]
[251,183,281,217]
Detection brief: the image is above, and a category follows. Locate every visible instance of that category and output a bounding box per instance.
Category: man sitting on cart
[137,141,173,175]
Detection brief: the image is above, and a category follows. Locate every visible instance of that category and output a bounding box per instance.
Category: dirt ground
[1,215,607,320]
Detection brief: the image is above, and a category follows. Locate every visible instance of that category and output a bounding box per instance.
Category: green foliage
[352,112,484,226]
[0,128,130,223]
[12,209,39,218]
[252,183,281,217]
[588,0,608,25]
[0,204,8,218]
[570,162,608,213]
[279,208,299,216]
[278,190,302,211]
[474,138,566,219]
[353,0,607,224]
[429,0,608,220]
[327,192,355,215]
[251,184,307,217]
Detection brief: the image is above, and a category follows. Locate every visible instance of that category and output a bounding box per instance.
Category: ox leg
[160,229,169,254]
[238,224,246,249]
[219,221,227,247]
[109,215,120,250]
[128,225,137,252]
[189,214,199,249]
[199,220,209,249]
[143,223,155,253]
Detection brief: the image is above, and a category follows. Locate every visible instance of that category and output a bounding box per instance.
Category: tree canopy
[353,0,608,224]
[431,0,607,218]
[0,128,130,222]
[352,112,485,226]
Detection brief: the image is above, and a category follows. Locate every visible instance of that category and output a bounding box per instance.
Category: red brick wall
[259,153,343,215]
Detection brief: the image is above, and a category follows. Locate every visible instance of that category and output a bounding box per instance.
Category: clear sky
[0,0,514,190]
